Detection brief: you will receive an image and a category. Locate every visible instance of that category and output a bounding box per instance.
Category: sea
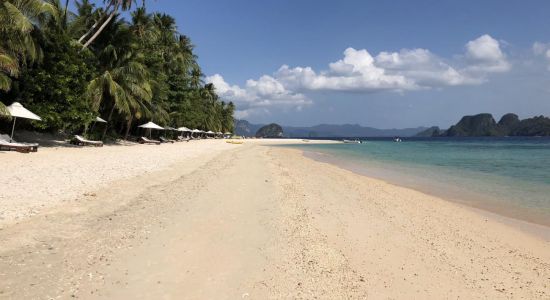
[287,137,550,228]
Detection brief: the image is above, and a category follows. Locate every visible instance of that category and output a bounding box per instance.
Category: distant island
[256,123,284,138]
[236,120,429,138]
[416,113,550,137]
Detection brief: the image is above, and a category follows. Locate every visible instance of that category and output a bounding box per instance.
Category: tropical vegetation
[0,0,235,139]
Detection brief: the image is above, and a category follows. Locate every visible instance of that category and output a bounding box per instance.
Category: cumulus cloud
[276,48,416,92]
[207,34,511,117]
[463,34,511,73]
[374,48,479,86]
[205,74,310,118]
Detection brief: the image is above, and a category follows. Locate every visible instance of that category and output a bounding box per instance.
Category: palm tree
[79,0,134,50]
[0,0,56,113]
[85,18,152,139]
[87,60,152,138]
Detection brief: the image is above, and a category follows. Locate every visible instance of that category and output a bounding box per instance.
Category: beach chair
[0,134,39,152]
[0,140,34,153]
[71,135,104,147]
[176,136,190,142]
[138,137,161,145]
[159,137,175,143]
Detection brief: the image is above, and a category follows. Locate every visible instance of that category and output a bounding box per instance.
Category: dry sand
[0,140,549,299]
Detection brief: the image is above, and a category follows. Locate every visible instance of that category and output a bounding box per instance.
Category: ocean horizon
[288,137,550,228]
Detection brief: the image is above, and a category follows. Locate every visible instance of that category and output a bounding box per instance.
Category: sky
[88,0,550,128]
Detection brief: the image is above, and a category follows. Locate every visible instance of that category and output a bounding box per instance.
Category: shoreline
[300,147,550,239]
[1,140,549,298]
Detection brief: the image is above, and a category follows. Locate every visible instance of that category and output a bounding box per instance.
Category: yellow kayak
[226,140,243,144]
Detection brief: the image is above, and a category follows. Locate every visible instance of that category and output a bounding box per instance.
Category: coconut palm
[85,18,152,138]
[0,0,56,101]
[79,0,135,49]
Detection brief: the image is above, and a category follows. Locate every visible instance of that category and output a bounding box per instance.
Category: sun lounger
[176,136,190,142]
[71,135,103,147]
[159,137,175,143]
[139,136,161,145]
[0,134,39,152]
[0,140,34,153]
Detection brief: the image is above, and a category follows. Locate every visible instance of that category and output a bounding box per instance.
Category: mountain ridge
[415,113,550,137]
[235,120,429,137]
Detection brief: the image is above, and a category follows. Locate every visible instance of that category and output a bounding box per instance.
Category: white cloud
[207,34,512,117]
[374,48,480,86]
[205,74,310,118]
[275,35,509,93]
[275,48,417,92]
[464,34,510,73]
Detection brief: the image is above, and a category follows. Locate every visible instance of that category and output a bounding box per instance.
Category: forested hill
[0,0,234,139]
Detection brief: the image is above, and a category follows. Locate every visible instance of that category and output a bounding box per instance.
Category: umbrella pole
[10,117,17,142]
[89,121,96,136]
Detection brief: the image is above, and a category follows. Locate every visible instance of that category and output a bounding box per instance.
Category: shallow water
[287,137,550,227]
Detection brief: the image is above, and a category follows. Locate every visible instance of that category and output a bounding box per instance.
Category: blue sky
[87,0,550,128]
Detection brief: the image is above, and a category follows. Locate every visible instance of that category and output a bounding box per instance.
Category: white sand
[0,140,235,225]
[0,140,548,299]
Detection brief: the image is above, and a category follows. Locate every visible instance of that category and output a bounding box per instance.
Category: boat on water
[343,139,362,144]
[393,137,403,142]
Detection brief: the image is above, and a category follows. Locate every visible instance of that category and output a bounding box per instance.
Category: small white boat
[343,139,362,144]
[393,137,402,142]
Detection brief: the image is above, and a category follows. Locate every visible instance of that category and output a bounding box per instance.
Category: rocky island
[417,113,550,137]
[255,123,284,138]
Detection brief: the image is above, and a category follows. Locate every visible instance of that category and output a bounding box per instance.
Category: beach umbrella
[138,121,164,130]
[177,127,191,138]
[6,102,42,142]
[138,121,164,138]
[87,116,107,136]
[191,129,202,138]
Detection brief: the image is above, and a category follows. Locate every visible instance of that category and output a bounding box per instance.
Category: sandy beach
[1,139,549,299]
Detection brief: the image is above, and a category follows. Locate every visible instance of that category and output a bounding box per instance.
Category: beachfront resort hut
[5,102,42,142]
[138,121,164,138]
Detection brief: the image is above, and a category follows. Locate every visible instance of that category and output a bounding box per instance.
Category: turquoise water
[289,138,550,226]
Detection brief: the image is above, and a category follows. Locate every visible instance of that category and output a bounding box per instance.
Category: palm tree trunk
[77,3,112,43]
[81,1,120,50]
[124,117,133,140]
[64,0,69,26]
[102,104,116,140]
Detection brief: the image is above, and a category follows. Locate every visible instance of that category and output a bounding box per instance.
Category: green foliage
[6,24,96,132]
[0,0,235,137]
[256,123,284,138]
